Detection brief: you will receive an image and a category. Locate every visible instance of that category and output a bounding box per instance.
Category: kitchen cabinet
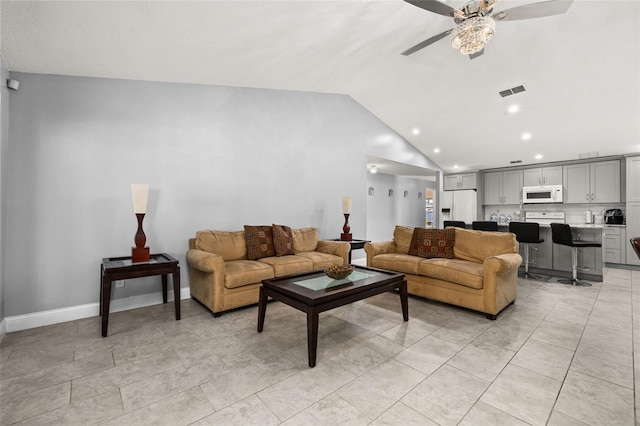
[627,203,640,266]
[553,228,603,276]
[563,160,620,204]
[604,226,625,264]
[483,170,522,205]
[443,173,477,190]
[522,166,563,187]
[627,156,640,202]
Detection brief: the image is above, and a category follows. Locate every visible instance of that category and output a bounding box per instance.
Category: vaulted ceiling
[2,0,639,174]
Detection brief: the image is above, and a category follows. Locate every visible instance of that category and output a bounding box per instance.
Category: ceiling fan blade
[494,0,573,21]
[469,49,485,60]
[402,29,453,56]
[404,0,457,17]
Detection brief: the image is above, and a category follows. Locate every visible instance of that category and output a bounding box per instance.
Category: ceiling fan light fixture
[451,16,495,55]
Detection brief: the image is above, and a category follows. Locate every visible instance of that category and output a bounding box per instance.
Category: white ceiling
[2,0,639,174]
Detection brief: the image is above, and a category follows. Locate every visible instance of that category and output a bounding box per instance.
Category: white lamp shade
[342,196,352,214]
[131,184,149,214]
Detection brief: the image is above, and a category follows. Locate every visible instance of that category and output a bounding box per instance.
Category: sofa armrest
[317,240,350,265]
[364,241,396,267]
[187,249,225,273]
[483,253,522,275]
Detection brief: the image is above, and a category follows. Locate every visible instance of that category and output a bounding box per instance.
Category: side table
[330,239,370,264]
[100,253,181,337]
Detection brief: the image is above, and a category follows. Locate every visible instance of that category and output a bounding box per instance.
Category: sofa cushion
[258,255,314,276]
[393,226,414,254]
[296,252,344,270]
[224,260,275,289]
[369,253,421,275]
[408,228,455,259]
[417,258,484,289]
[195,230,247,261]
[273,224,295,256]
[293,228,318,252]
[244,225,276,260]
[453,228,518,264]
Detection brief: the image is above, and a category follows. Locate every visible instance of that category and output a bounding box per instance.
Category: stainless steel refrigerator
[439,190,477,227]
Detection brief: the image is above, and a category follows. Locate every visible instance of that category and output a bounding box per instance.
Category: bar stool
[508,222,544,279]
[472,221,499,231]
[551,223,602,286]
[443,221,466,229]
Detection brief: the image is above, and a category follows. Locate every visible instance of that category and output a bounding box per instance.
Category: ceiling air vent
[499,84,527,98]
[510,160,523,164]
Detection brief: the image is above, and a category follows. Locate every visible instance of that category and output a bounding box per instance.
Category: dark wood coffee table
[257,265,407,367]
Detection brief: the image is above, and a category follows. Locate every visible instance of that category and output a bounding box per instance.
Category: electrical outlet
[115,280,125,288]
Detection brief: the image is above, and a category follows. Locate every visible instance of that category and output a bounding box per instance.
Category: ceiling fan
[402,0,573,58]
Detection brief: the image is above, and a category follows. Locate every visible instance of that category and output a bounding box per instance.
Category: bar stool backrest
[631,237,640,260]
[472,221,499,231]
[443,221,466,229]
[508,222,540,243]
[551,223,573,247]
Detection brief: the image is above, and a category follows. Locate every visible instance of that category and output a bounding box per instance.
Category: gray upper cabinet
[563,160,620,203]
[522,166,563,186]
[627,156,640,202]
[483,170,522,205]
[443,173,477,190]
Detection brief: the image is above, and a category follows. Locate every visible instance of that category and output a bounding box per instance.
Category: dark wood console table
[100,253,180,337]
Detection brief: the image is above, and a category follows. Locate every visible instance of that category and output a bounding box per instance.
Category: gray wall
[366,173,433,244]
[0,57,8,327]
[4,72,399,317]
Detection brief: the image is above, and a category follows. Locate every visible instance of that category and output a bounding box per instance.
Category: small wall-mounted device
[7,79,20,90]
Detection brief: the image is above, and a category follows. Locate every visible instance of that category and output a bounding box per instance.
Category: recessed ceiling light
[369,165,377,174]
[508,104,519,114]
[433,148,440,153]
[521,132,532,140]
[453,164,459,169]
[412,128,420,135]
[535,154,543,160]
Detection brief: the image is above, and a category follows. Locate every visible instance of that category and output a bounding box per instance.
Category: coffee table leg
[400,280,409,321]
[307,308,319,368]
[257,286,268,332]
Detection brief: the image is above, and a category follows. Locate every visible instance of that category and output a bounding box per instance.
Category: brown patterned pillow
[408,228,455,259]
[244,225,276,260]
[272,224,295,256]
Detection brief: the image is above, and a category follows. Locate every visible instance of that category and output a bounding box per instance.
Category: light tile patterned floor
[1,267,639,425]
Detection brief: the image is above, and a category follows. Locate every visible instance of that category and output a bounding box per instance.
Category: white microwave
[522,185,563,204]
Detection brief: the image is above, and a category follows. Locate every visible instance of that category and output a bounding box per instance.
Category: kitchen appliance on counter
[604,209,624,225]
[522,185,563,204]
[524,211,565,225]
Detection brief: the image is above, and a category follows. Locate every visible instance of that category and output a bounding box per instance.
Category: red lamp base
[132,246,150,263]
[340,233,352,241]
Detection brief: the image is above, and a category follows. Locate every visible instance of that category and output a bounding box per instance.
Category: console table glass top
[293,271,374,291]
[103,253,177,270]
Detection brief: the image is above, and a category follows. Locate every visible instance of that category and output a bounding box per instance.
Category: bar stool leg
[523,244,543,279]
[558,247,592,286]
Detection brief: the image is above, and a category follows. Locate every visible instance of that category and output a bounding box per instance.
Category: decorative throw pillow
[244,225,276,260]
[272,224,295,256]
[408,228,455,259]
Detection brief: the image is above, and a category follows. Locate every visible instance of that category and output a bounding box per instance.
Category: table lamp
[341,196,352,241]
[131,184,150,262]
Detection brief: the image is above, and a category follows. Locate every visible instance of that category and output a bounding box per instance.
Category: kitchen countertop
[496,223,625,229]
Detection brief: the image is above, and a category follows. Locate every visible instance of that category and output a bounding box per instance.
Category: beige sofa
[187,227,350,316]
[365,226,522,319]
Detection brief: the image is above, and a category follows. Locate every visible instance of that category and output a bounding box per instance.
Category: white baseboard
[0,318,6,342]
[5,287,192,333]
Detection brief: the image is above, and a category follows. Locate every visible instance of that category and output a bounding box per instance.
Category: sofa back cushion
[408,228,455,259]
[393,226,414,254]
[293,227,319,252]
[453,228,518,263]
[195,230,247,261]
